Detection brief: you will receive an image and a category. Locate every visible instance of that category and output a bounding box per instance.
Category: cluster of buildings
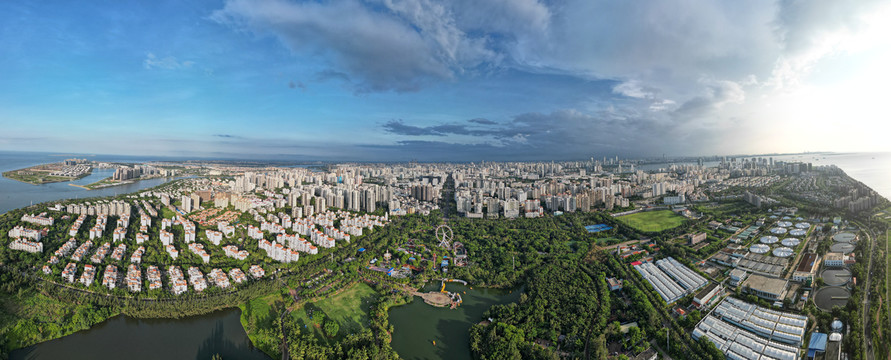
[147,266,162,290]
[68,214,87,236]
[90,242,111,263]
[89,215,108,239]
[258,239,300,263]
[110,164,165,181]
[64,200,132,217]
[71,240,92,261]
[79,264,96,286]
[47,238,77,264]
[49,163,91,178]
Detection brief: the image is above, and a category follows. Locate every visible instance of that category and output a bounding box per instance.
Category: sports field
[616,210,685,232]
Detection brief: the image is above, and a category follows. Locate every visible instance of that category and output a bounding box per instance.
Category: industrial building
[633,257,707,304]
[693,282,723,309]
[728,269,749,287]
[792,253,820,284]
[742,274,789,301]
[693,297,807,360]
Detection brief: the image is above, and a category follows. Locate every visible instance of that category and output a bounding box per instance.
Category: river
[9,309,270,360]
[388,282,521,360]
[0,151,185,214]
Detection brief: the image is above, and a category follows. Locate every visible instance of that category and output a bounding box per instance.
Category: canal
[388,282,522,360]
[10,309,271,360]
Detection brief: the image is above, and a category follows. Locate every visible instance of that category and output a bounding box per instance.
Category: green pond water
[388,282,521,360]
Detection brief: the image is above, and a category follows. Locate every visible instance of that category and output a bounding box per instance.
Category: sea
[752,152,891,200]
[1,151,891,215]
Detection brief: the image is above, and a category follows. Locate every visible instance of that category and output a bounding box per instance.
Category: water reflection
[10,309,270,360]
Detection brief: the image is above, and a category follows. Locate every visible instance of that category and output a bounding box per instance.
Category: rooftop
[796,253,819,273]
[743,274,788,295]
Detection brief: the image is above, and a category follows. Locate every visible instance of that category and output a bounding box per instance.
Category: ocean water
[763,152,891,200]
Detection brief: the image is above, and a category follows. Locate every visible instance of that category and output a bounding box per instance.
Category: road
[860,225,875,360]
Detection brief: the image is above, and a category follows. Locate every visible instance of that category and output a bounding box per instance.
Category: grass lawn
[617,210,686,232]
[290,282,377,342]
[161,206,177,219]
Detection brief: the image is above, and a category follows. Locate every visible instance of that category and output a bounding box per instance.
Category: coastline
[71,176,167,191]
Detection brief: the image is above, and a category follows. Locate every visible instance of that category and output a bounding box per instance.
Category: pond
[10,308,270,360]
[388,282,521,360]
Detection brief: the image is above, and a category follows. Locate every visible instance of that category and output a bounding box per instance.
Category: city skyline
[1,0,890,161]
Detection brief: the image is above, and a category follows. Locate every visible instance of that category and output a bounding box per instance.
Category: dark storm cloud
[467,118,497,125]
[374,109,701,160]
[383,120,500,137]
[382,120,444,136]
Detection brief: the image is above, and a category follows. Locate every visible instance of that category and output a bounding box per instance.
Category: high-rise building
[181,195,192,213]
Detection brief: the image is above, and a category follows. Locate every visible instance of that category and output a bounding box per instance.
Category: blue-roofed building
[808,332,828,359]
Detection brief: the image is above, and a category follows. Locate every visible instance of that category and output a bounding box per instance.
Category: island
[2,159,91,185]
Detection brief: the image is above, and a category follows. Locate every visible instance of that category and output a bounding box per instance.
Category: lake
[9,309,271,360]
[388,282,521,360]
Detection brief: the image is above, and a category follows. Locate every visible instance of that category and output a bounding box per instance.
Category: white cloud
[143,53,195,70]
[612,80,651,99]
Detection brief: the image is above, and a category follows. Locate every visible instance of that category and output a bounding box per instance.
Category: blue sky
[1,0,890,161]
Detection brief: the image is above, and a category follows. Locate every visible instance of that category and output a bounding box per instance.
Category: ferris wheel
[435,224,454,249]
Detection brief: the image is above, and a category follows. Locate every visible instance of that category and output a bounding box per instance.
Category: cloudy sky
[1,0,889,161]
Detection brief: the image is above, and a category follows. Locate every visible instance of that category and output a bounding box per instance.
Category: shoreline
[1,162,93,186]
[72,176,170,191]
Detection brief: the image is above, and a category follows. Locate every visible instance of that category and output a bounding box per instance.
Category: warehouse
[693,297,806,360]
[633,257,707,304]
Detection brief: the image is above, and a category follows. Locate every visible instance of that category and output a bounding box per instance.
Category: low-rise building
[102,265,118,289]
[147,265,162,290]
[693,282,723,309]
[607,277,623,291]
[168,266,187,295]
[188,267,207,292]
[741,274,788,301]
[9,238,43,253]
[62,263,78,283]
[80,264,97,286]
[229,268,247,284]
[249,265,265,279]
[728,269,748,287]
[126,264,141,292]
[792,253,820,284]
[688,232,708,245]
